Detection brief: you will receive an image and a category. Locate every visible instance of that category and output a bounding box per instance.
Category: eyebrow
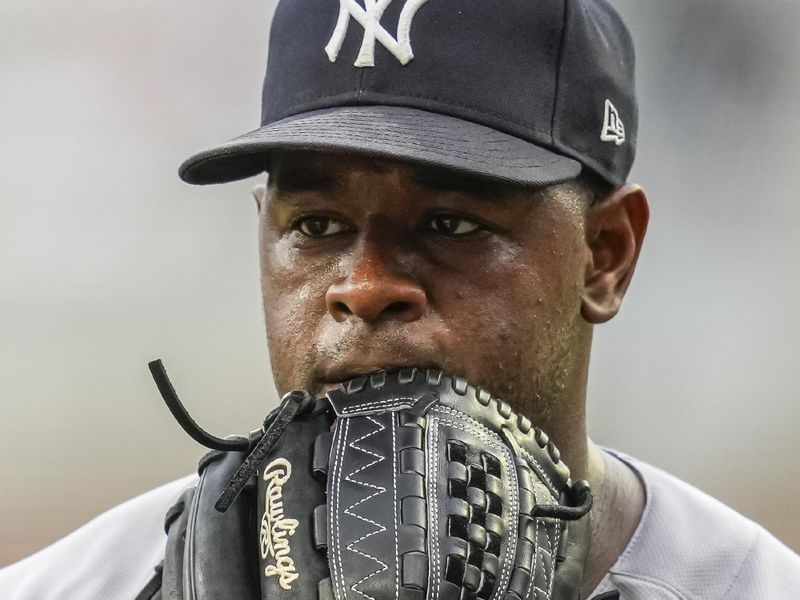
[268,155,398,194]
[409,166,522,201]
[269,155,530,201]
[269,161,338,194]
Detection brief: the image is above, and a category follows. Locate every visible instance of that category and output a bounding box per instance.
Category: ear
[581,183,649,324]
[252,183,267,213]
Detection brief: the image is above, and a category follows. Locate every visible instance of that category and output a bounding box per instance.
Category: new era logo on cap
[325,0,430,67]
[601,99,625,146]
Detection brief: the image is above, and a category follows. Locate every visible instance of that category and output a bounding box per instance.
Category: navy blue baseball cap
[179,0,637,187]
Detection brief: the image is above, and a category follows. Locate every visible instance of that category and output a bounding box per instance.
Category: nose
[326,243,428,324]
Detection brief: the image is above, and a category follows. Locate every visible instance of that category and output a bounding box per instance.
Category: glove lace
[148,358,318,513]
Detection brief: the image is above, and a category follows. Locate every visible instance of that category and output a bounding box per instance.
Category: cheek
[260,234,337,389]
[509,241,585,357]
[436,225,586,386]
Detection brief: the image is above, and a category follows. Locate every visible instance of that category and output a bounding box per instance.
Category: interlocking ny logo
[325,0,430,67]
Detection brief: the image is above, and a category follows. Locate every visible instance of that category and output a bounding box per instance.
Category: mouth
[315,362,444,395]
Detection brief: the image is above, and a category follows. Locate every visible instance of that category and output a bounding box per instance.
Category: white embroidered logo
[260,458,300,590]
[325,0,430,67]
[600,99,626,146]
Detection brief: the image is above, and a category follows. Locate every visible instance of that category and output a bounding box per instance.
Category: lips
[315,362,443,395]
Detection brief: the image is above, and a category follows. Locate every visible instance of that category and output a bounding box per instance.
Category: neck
[502,326,644,594]
[531,326,645,594]
[578,442,646,595]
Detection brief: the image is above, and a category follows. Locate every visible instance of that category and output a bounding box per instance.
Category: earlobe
[581,184,649,324]
[252,184,267,213]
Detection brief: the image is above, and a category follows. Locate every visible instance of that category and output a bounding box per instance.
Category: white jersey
[0,474,198,600]
[1,453,797,599]
[590,452,800,598]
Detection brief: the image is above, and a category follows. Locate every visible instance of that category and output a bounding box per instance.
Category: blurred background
[1,0,798,566]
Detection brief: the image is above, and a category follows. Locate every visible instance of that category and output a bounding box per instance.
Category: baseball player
[1,1,798,599]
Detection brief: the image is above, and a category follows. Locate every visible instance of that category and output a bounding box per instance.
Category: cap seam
[266,92,553,140]
[550,0,571,147]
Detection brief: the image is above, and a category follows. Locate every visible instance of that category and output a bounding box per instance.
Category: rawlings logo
[325,0,430,67]
[260,458,300,590]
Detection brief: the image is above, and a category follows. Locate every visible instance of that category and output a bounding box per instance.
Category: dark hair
[577,169,615,205]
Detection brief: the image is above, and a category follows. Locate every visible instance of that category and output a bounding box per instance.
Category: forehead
[266,150,541,201]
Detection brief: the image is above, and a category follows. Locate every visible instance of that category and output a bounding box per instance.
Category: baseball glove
[136,362,593,600]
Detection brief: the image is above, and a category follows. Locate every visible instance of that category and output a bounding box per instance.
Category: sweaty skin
[255,150,649,594]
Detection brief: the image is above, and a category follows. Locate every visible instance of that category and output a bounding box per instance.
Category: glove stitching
[527,480,560,600]
[330,401,565,600]
[519,448,556,492]
[549,519,561,598]
[391,415,400,600]
[429,408,520,600]
[535,518,558,600]
[184,465,205,597]
[343,415,390,600]
[523,479,540,600]
[341,397,415,414]
[436,418,518,600]
[331,419,349,600]
[428,421,442,600]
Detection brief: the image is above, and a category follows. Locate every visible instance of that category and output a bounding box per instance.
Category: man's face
[258,151,593,421]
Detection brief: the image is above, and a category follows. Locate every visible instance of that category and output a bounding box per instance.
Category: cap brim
[179,106,582,187]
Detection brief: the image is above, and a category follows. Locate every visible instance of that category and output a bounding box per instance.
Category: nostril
[386,301,411,315]
[326,283,427,323]
[334,301,352,315]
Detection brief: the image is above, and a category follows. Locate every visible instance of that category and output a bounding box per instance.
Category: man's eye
[429,215,482,236]
[294,216,347,237]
